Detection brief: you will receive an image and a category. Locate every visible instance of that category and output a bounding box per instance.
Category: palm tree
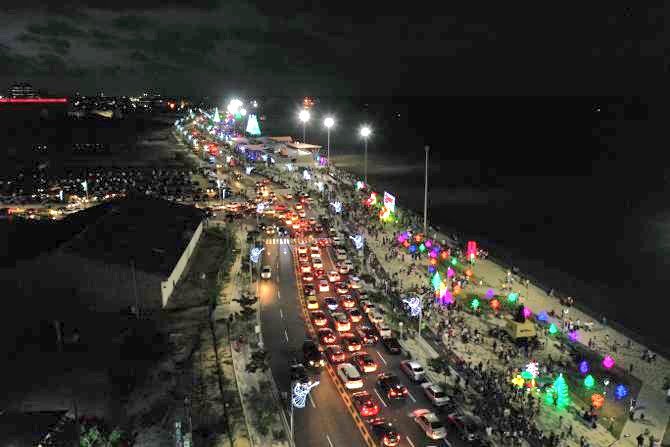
[428,357,452,387]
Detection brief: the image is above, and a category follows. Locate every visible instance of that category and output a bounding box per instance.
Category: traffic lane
[318,245,461,447]
[276,242,367,447]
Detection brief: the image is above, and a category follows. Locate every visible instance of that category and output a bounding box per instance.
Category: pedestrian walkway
[263,237,310,246]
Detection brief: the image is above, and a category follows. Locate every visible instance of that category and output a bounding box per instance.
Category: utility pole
[423,145,429,235]
[131,259,140,320]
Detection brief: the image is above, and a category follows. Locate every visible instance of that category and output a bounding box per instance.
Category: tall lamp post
[299,110,310,143]
[423,145,430,235]
[324,116,334,166]
[360,125,371,184]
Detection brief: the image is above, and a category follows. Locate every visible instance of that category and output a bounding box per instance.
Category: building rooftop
[61,197,205,276]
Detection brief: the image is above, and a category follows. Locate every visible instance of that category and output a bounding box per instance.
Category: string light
[292,380,320,408]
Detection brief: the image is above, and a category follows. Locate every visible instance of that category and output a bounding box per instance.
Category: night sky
[0,1,666,97]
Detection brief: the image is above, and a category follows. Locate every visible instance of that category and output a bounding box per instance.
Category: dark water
[261,96,670,350]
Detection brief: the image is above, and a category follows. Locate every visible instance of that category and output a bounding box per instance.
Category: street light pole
[364,138,368,184]
[327,128,330,165]
[302,122,306,144]
[423,145,429,235]
[360,126,371,185]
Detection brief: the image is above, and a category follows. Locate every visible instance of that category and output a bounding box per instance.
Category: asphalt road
[259,233,366,447]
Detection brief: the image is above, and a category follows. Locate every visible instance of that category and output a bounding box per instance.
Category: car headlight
[309,360,314,365]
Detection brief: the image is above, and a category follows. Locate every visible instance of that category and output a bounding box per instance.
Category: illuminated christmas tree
[246,114,261,136]
[213,107,220,123]
[548,374,570,409]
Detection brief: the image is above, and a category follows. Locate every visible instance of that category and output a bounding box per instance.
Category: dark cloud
[1,0,221,12]
[112,14,151,31]
[26,19,86,37]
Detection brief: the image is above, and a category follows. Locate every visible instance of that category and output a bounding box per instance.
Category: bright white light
[315,181,324,192]
[252,100,258,108]
[250,247,264,264]
[402,296,422,317]
[286,163,294,172]
[324,117,335,128]
[256,202,266,214]
[246,166,254,175]
[261,154,268,161]
[303,169,311,180]
[240,108,247,116]
[226,156,232,163]
[331,201,342,214]
[292,380,320,408]
[227,99,243,115]
[350,234,364,250]
[299,110,311,123]
[360,126,372,138]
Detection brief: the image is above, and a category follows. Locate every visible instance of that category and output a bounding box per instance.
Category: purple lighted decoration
[428,265,436,274]
[409,244,417,253]
[568,330,579,343]
[602,355,615,369]
[425,240,432,248]
[579,360,589,375]
[522,307,532,319]
[485,289,495,299]
[537,311,548,322]
[447,267,455,278]
[442,290,454,305]
[429,250,438,259]
[397,234,405,243]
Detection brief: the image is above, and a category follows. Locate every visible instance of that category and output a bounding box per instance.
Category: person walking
[637,433,645,447]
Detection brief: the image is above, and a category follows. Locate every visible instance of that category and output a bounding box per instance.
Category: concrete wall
[0,251,164,314]
[160,220,203,307]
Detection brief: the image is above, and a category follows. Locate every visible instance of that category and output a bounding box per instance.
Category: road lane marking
[406,436,415,447]
[375,350,387,365]
[309,393,316,408]
[407,390,416,403]
[373,389,388,408]
[280,309,283,319]
[325,434,334,447]
[284,329,289,342]
[277,291,281,300]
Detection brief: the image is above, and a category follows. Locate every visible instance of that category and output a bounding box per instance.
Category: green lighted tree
[546,374,571,409]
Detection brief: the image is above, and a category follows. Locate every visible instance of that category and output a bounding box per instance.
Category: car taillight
[389,389,396,396]
[402,388,408,394]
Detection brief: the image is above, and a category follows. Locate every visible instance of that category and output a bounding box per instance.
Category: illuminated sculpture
[292,380,320,408]
[350,234,365,250]
[246,114,261,136]
[403,296,422,317]
[250,247,264,264]
[331,201,342,214]
[602,355,615,370]
[303,169,311,181]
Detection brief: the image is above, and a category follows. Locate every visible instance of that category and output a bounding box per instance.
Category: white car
[310,247,321,258]
[298,245,308,255]
[375,322,392,338]
[412,409,447,440]
[301,264,312,274]
[261,266,272,279]
[312,258,323,269]
[327,271,341,283]
[400,360,425,382]
[336,263,350,274]
[349,276,362,289]
[337,363,364,390]
[319,280,330,292]
[361,301,377,314]
[421,382,451,407]
[369,312,384,324]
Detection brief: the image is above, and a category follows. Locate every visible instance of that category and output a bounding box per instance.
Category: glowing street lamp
[324,117,334,165]
[360,125,371,183]
[299,110,310,143]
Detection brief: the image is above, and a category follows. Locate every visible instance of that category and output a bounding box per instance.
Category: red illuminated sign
[0,98,68,104]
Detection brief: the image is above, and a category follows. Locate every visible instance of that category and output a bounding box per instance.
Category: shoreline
[328,159,670,359]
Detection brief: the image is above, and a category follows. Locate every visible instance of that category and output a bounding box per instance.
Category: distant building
[0,197,205,312]
[8,82,38,98]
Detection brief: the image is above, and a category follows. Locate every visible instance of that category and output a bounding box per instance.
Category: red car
[318,328,337,345]
[325,345,346,364]
[352,391,380,418]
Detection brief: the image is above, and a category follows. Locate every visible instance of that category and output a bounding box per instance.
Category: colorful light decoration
[466,240,477,259]
[537,311,548,322]
[356,180,365,190]
[591,393,604,409]
[522,307,532,319]
[246,113,261,136]
[584,374,595,389]
[365,192,378,206]
[250,247,264,264]
[429,258,438,266]
[428,265,436,274]
[440,251,449,260]
[292,380,320,408]
[451,258,458,265]
[490,299,500,311]
[470,298,480,310]
[245,166,254,175]
[409,244,417,253]
[568,330,579,343]
[525,362,539,379]
[545,374,571,409]
[419,243,426,253]
[425,240,432,249]
[485,289,495,299]
[414,234,423,243]
[579,360,589,375]
[507,292,519,303]
[549,323,558,335]
[447,267,455,278]
[441,288,454,305]
[465,269,473,277]
[350,234,365,250]
[602,355,615,369]
[303,169,311,180]
[431,271,442,291]
[330,201,342,213]
[511,375,525,388]
[614,384,628,400]
[256,202,267,214]
[379,206,393,222]
[403,296,422,317]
